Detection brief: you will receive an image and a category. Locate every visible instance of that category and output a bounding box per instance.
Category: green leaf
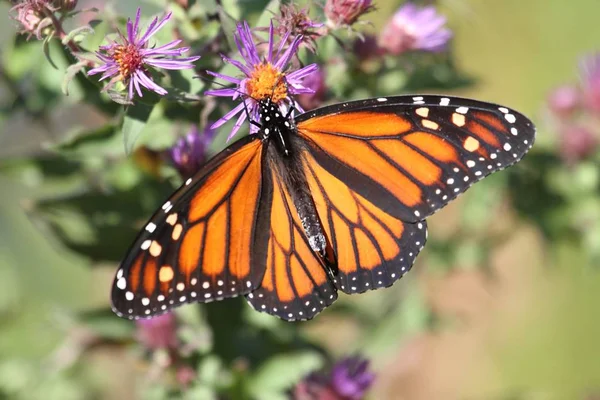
[43,34,59,69]
[62,25,95,45]
[248,352,324,399]
[256,0,281,28]
[61,61,87,95]
[122,103,153,154]
[218,8,238,51]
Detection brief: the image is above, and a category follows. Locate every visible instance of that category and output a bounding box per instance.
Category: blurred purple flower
[87,8,200,101]
[271,4,324,53]
[379,2,452,55]
[580,53,600,114]
[205,22,318,141]
[548,84,580,118]
[325,0,373,27]
[136,313,178,350]
[292,356,375,400]
[353,34,382,62]
[559,124,598,164]
[330,356,375,400]
[9,0,54,39]
[297,69,327,110]
[170,124,216,178]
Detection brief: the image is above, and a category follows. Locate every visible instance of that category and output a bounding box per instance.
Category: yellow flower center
[245,62,288,103]
[112,44,144,80]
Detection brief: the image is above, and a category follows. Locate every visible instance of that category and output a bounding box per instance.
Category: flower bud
[325,0,373,27]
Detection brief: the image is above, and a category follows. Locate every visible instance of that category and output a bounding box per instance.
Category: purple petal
[204,88,238,97]
[274,30,291,61]
[88,65,111,75]
[238,22,260,66]
[128,79,135,99]
[133,75,143,97]
[135,70,168,95]
[142,39,183,55]
[228,107,249,141]
[220,54,251,76]
[144,57,200,70]
[206,70,242,84]
[274,35,302,70]
[267,22,274,63]
[287,63,319,80]
[210,102,246,129]
[139,12,173,46]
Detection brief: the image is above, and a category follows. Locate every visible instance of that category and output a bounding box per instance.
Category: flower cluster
[547,53,600,163]
[88,8,199,101]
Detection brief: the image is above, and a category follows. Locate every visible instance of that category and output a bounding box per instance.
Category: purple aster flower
[205,22,318,141]
[87,8,200,101]
[136,312,178,350]
[580,53,600,114]
[325,0,374,27]
[169,124,216,178]
[379,2,452,55]
[292,355,375,400]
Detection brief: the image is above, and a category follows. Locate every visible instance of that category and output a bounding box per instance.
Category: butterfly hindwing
[111,137,268,319]
[245,159,338,321]
[296,95,536,222]
[302,149,427,294]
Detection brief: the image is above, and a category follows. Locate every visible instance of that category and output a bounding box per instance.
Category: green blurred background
[0,0,599,399]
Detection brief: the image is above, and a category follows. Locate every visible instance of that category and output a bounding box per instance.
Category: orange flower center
[113,44,144,80]
[245,62,288,103]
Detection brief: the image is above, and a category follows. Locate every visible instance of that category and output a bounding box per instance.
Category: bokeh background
[1,0,599,399]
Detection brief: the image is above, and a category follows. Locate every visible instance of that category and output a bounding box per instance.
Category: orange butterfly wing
[301,150,427,294]
[296,96,535,223]
[111,137,269,319]
[295,96,535,293]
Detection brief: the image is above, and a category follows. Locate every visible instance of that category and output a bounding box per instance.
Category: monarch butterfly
[111,95,535,321]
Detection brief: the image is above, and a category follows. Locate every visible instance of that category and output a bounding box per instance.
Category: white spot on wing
[440,97,450,106]
[456,106,469,114]
[117,278,126,290]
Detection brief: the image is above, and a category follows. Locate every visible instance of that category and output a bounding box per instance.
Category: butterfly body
[112,95,535,321]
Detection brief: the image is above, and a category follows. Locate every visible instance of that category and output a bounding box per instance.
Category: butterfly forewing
[296,95,536,223]
[111,137,269,319]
